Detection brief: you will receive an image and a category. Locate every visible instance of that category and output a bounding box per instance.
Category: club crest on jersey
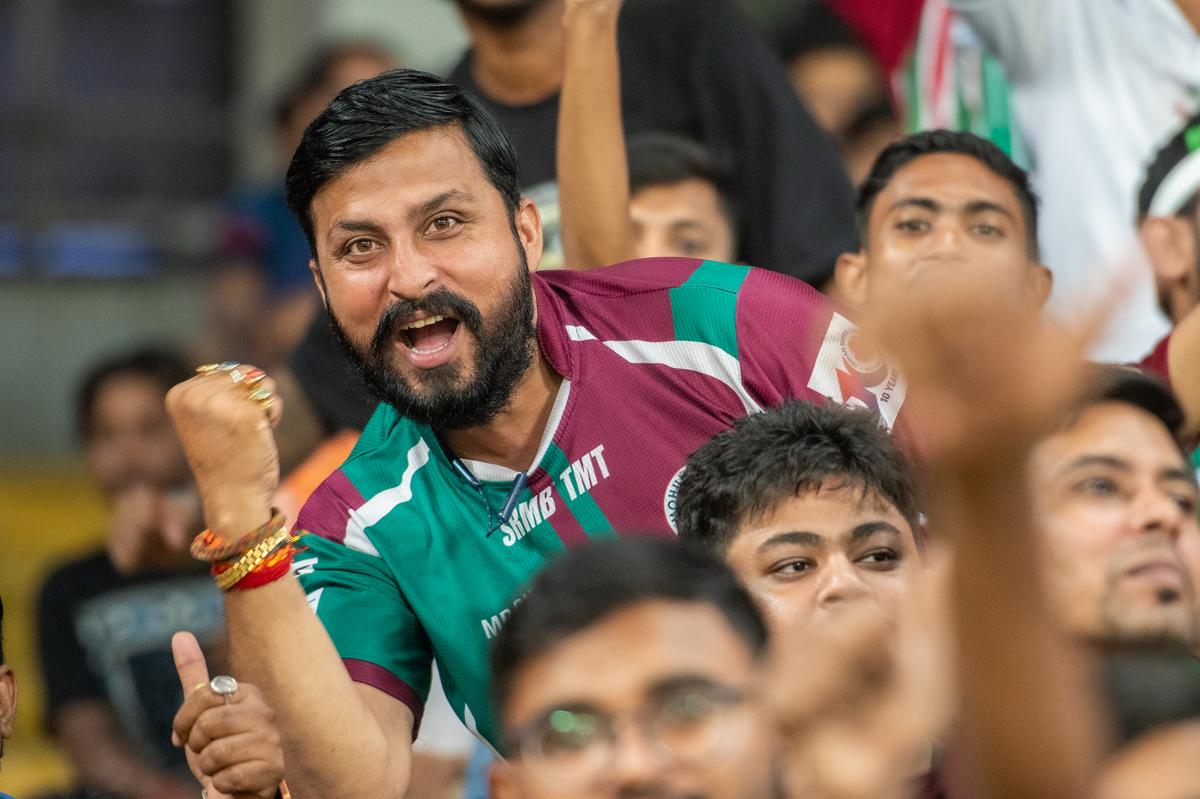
[807,313,907,430]
[663,466,685,533]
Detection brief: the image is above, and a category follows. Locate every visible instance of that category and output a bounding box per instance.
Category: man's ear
[834,250,870,308]
[0,666,17,742]
[1140,217,1195,289]
[1025,261,1053,309]
[515,197,544,272]
[309,259,330,309]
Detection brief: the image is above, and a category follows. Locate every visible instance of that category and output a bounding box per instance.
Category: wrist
[563,5,620,36]
[202,492,273,539]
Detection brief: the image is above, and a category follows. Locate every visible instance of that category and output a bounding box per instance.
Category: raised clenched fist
[165,364,282,539]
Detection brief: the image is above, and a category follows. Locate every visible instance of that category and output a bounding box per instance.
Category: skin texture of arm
[223,577,416,799]
[556,0,635,270]
[878,271,1108,799]
[165,370,415,798]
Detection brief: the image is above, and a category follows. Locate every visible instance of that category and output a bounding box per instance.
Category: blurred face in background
[630,178,737,262]
[838,153,1050,310]
[1139,196,1200,325]
[84,374,191,498]
[494,599,777,799]
[722,484,918,639]
[1030,402,1200,647]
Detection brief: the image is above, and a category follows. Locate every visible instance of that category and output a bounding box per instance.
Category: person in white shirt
[951,0,1200,361]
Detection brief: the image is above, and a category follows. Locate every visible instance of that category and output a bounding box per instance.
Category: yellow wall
[0,458,109,795]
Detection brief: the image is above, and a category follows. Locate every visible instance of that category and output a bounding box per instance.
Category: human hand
[867,269,1109,476]
[172,632,285,799]
[107,484,198,575]
[165,364,282,539]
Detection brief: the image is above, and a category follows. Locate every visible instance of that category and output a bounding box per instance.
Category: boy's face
[630,179,736,263]
[494,600,776,799]
[85,374,191,497]
[723,485,919,638]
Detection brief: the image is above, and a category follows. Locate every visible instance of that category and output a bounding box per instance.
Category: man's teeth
[401,314,446,330]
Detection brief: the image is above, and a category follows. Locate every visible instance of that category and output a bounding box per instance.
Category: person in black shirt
[449,0,857,281]
[36,349,222,799]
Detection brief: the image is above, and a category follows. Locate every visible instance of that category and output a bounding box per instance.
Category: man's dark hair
[286,68,522,259]
[857,129,1040,258]
[627,132,739,234]
[1072,367,1187,450]
[675,401,918,555]
[1137,112,1200,221]
[77,347,193,443]
[490,538,768,732]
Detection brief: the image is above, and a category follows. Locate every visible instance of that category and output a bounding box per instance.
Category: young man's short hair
[675,401,919,556]
[76,347,193,443]
[857,129,1041,259]
[489,538,768,737]
[627,132,739,232]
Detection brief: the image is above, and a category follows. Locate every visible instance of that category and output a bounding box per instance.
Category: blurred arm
[557,0,635,270]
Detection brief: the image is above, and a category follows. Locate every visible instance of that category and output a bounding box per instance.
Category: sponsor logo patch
[807,313,907,430]
[663,466,685,533]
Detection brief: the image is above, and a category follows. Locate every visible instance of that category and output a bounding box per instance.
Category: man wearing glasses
[487,537,779,799]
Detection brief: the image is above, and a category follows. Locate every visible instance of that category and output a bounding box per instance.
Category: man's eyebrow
[963,199,1015,220]
[668,220,707,232]
[757,530,823,551]
[1160,466,1199,488]
[885,197,940,214]
[1061,454,1131,475]
[646,673,726,701]
[407,189,474,223]
[328,219,387,242]
[848,521,903,543]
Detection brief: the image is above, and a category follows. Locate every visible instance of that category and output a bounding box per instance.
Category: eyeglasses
[507,683,751,784]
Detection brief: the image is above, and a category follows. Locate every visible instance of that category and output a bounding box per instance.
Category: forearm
[934,468,1104,799]
[226,576,412,799]
[557,4,635,270]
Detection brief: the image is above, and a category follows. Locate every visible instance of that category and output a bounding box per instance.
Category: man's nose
[385,246,440,300]
[607,719,663,791]
[814,557,872,609]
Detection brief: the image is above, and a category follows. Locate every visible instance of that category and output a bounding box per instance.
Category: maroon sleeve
[1137,333,1173,389]
[737,269,909,433]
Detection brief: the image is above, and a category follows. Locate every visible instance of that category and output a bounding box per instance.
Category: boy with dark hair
[675,400,921,637]
[488,537,778,799]
[625,133,737,263]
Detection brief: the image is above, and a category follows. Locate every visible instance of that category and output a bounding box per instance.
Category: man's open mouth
[399,313,462,355]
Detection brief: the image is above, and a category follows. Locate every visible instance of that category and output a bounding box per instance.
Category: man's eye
[972,223,1005,237]
[770,559,813,576]
[1171,493,1197,514]
[896,219,929,233]
[1079,477,1119,496]
[427,216,460,235]
[346,239,379,255]
[678,239,710,257]
[859,548,900,566]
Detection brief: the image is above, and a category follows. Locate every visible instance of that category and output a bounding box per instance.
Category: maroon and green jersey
[293,258,907,747]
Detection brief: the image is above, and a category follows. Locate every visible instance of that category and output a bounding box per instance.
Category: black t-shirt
[287,314,378,434]
[36,550,225,771]
[449,0,858,282]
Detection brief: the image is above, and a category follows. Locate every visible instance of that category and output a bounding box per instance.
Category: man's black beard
[326,250,536,432]
[454,0,554,29]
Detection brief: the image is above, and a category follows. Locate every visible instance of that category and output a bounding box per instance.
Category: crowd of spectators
[4,0,1200,798]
